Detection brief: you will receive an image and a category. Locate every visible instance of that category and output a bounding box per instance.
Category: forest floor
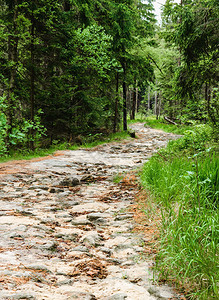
[0,123,185,300]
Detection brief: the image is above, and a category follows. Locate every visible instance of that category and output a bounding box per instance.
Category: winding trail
[0,123,183,300]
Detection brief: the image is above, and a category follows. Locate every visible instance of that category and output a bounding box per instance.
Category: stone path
[0,123,184,300]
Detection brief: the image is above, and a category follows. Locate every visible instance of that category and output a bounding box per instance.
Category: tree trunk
[130,79,138,120]
[148,86,150,111]
[113,72,119,133]
[131,89,136,120]
[5,0,18,150]
[205,82,216,125]
[164,116,178,125]
[122,62,127,131]
[158,92,162,119]
[205,83,210,116]
[135,86,138,116]
[30,11,35,150]
[128,88,132,119]
[155,89,158,119]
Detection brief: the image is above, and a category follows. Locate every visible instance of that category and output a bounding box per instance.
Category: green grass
[128,115,193,134]
[141,124,219,299]
[144,116,192,135]
[127,112,149,124]
[127,118,147,124]
[0,130,130,163]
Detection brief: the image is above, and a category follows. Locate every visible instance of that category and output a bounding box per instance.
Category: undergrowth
[141,124,219,299]
[0,130,130,163]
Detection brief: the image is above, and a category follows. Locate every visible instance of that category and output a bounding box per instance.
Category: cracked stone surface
[0,123,184,300]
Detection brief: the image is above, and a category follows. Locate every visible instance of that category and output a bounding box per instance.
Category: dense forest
[0,0,218,155]
[0,1,218,299]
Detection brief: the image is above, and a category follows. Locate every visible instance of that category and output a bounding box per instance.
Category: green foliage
[0,91,47,154]
[165,124,212,153]
[0,0,156,152]
[0,129,130,162]
[8,112,46,147]
[156,0,219,127]
[141,124,219,299]
[75,25,119,79]
[127,116,147,124]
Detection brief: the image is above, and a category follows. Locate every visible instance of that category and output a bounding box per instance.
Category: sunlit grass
[144,116,191,135]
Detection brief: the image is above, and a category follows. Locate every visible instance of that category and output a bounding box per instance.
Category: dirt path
[0,123,183,300]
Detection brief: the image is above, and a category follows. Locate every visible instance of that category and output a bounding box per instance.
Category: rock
[100,247,112,256]
[33,225,52,233]
[111,146,122,150]
[40,217,57,225]
[95,217,107,224]
[87,213,107,223]
[56,271,68,276]
[80,233,103,247]
[39,241,58,251]
[67,251,90,259]
[129,276,142,283]
[158,289,174,299]
[133,246,144,252]
[57,279,74,286]
[37,185,48,190]
[59,177,80,187]
[49,257,61,263]
[108,293,127,300]
[16,210,34,217]
[68,201,80,206]
[13,271,32,278]
[48,187,64,193]
[48,187,56,193]
[56,213,72,219]
[148,286,174,299]
[113,242,133,250]
[31,274,47,283]
[55,233,78,241]
[26,265,51,273]
[0,271,13,276]
[81,235,97,247]
[114,214,133,221]
[80,175,95,182]
[121,261,135,266]
[2,294,36,299]
[68,292,97,299]
[72,246,89,253]
[10,233,25,239]
[28,186,40,190]
[127,224,134,231]
[71,219,92,226]
[58,191,71,197]
[106,258,122,265]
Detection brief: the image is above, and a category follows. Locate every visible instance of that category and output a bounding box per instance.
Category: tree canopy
[0,0,218,155]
